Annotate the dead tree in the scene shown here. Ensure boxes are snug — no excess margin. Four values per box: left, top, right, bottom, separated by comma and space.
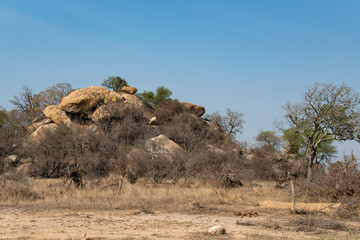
64, 163, 85, 189
288, 172, 306, 214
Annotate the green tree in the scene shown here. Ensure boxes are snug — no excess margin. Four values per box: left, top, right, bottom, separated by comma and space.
256, 130, 282, 154
137, 86, 173, 108
283, 127, 336, 164
284, 83, 360, 179
101, 76, 128, 92
206, 108, 244, 135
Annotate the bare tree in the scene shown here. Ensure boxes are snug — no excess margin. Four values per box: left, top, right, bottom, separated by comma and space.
10, 86, 42, 125
206, 108, 244, 135
38, 83, 72, 108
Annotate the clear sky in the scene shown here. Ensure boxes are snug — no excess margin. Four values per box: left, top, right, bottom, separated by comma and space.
1, 0, 359, 159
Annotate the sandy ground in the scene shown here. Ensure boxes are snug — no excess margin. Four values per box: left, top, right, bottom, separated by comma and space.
1, 202, 359, 240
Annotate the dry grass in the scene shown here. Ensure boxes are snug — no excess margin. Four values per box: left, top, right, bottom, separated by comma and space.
289, 216, 357, 233
0, 174, 291, 213
2, 174, 360, 240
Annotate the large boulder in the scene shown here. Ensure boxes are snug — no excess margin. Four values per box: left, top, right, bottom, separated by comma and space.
43, 105, 72, 127
121, 93, 145, 109
203, 119, 222, 132
145, 134, 184, 161
89, 104, 115, 122
30, 123, 59, 142
27, 118, 53, 132
181, 102, 205, 117
122, 86, 137, 95
207, 144, 227, 157
59, 86, 123, 113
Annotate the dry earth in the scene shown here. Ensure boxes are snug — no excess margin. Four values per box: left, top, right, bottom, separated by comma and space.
1, 201, 359, 240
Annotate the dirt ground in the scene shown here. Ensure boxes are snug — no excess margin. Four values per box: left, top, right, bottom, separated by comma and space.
1, 201, 359, 240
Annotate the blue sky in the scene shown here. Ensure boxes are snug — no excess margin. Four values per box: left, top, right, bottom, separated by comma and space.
1, 0, 359, 159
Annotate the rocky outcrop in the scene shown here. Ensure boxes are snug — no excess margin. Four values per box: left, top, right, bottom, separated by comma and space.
121, 93, 145, 109
203, 119, 222, 132
43, 105, 72, 127
207, 144, 226, 157
181, 102, 205, 117
30, 123, 59, 141
29, 86, 149, 142
122, 86, 137, 95
27, 86, 222, 164
145, 134, 184, 161
27, 118, 52, 132
59, 86, 123, 113
88, 104, 121, 122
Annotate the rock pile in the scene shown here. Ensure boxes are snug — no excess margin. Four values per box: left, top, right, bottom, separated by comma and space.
29, 86, 148, 137
28, 85, 211, 164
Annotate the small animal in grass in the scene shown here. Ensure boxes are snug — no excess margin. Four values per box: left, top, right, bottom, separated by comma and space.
234, 211, 259, 218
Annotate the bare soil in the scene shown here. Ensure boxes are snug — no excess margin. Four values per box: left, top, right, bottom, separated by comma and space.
1, 201, 359, 240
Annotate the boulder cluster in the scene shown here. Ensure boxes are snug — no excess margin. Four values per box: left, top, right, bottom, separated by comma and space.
29, 86, 144, 136
28, 85, 215, 164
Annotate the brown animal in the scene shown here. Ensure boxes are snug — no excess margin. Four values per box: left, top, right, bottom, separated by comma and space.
234, 211, 259, 218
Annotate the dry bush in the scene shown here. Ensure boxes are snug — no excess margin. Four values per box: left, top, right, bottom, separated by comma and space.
23, 104, 151, 179
123, 147, 151, 184
96, 104, 149, 144
0, 173, 40, 202
289, 215, 356, 233
293, 158, 360, 219
185, 146, 242, 185
161, 118, 202, 151
155, 100, 226, 151
154, 100, 183, 125
0, 122, 26, 173
239, 148, 278, 181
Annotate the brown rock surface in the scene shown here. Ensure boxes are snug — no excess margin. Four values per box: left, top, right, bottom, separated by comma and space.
122, 86, 138, 95
145, 134, 184, 161
181, 102, 205, 117
30, 123, 59, 142
43, 105, 72, 127
121, 93, 148, 116
203, 119, 222, 132
59, 86, 123, 113
89, 103, 125, 122
27, 118, 52, 132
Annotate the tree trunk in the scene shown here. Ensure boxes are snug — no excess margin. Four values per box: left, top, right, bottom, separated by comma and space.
289, 176, 306, 214
307, 148, 316, 180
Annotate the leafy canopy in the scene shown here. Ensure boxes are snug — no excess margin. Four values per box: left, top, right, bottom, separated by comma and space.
101, 76, 128, 92
256, 130, 282, 154
282, 127, 336, 164
284, 83, 360, 177
136, 86, 173, 108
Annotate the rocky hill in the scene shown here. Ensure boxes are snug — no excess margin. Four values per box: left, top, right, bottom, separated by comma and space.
7, 85, 242, 185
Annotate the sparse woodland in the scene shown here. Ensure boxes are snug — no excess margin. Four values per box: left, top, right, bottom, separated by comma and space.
0, 77, 360, 237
